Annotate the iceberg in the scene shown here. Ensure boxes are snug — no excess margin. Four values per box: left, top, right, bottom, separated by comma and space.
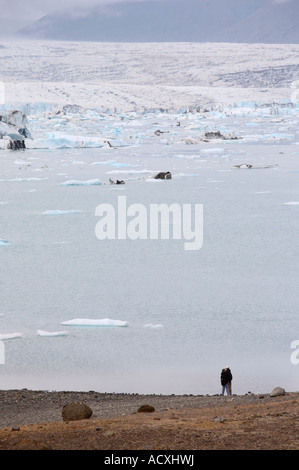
284, 202, 299, 205
0, 333, 22, 340
0, 239, 10, 246
61, 318, 128, 327
0, 110, 31, 137
26, 131, 106, 150
61, 179, 101, 186
37, 330, 68, 337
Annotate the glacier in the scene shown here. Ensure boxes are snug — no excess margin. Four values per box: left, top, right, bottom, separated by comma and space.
0, 40, 298, 156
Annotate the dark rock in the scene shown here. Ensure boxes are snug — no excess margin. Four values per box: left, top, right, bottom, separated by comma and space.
62, 104, 83, 114
205, 131, 225, 139
137, 405, 155, 413
109, 178, 125, 184
154, 171, 172, 180
7, 139, 26, 150
62, 402, 93, 421
154, 130, 169, 136
202, 131, 240, 141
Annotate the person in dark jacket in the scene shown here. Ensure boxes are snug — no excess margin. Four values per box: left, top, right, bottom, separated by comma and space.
221, 366, 233, 395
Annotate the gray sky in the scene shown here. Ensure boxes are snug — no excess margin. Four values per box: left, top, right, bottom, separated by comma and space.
0, 0, 293, 38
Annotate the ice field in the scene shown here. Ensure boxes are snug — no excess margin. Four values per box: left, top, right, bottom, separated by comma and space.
0, 41, 299, 394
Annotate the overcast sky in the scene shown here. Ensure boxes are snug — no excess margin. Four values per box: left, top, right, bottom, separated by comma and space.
0, 0, 126, 35
0, 0, 293, 37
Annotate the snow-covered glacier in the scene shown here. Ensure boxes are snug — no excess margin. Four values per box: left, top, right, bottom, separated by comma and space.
0, 41, 298, 152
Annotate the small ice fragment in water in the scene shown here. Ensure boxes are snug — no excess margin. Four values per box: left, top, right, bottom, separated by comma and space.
61, 179, 101, 186
61, 318, 128, 327
42, 210, 82, 215
144, 323, 164, 329
37, 330, 68, 337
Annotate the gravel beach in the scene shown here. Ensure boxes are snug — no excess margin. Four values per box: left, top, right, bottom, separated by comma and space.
0, 389, 298, 450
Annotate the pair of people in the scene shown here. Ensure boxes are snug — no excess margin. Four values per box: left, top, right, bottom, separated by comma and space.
221, 366, 232, 395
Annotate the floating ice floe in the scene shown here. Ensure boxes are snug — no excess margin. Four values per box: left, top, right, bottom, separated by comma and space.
0, 333, 22, 340
42, 209, 82, 215
106, 169, 156, 175
144, 323, 164, 329
26, 133, 106, 150
61, 318, 128, 327
0, 239, 10, 246
8, 177, 48, 182
61, 179, 101, 186
37, 330, 68, 337
284, 202, 299, 205
233, 164, 278, 170
183, 138, 201, 145
90, 160, 114, 166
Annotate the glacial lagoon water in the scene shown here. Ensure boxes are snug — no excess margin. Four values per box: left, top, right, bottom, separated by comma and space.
1, 122, 299, 396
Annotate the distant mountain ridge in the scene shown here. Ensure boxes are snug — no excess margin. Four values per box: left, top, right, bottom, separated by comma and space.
18, 0, 299, 43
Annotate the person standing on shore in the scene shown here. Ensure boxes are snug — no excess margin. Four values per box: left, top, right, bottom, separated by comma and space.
221, 366, 233, 395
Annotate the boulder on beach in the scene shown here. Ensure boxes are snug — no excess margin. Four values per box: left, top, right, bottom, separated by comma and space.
270, 387, 286, 397
137, 405, 155, 413
62, 402, 93, 422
